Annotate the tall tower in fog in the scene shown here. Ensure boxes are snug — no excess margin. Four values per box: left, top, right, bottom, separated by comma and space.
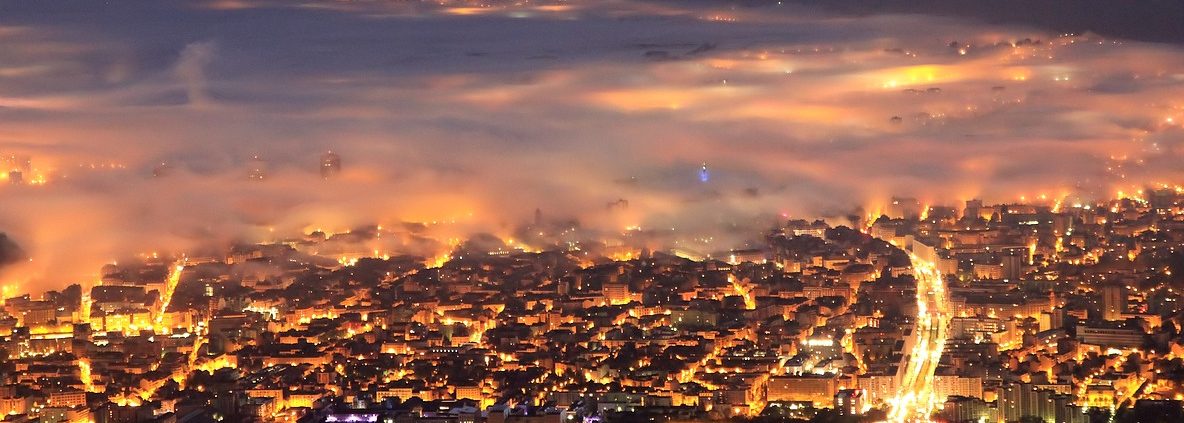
320, 151, 341, 178
247, 155, 267, 181
3, 154, 30, 185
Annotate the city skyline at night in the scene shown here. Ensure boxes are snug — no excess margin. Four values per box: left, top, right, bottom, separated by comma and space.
3, 2, 1184, 423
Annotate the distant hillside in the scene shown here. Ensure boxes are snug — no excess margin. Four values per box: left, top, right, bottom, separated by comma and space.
775, 0, 1184, 44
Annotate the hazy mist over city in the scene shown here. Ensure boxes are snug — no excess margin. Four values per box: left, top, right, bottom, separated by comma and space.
4, 1, 1184, 292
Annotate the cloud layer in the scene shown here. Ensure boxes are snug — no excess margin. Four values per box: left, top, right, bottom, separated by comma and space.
3, 1, 1184, 291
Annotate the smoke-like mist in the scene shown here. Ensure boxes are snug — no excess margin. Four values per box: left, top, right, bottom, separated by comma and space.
175, 41, 217, 107
3, 1, 1184, 292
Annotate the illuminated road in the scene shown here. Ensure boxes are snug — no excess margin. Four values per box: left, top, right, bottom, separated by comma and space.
885, 254, 949, 423
152, 263, 186, 331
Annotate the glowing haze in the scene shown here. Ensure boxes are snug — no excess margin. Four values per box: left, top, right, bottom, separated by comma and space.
3, 0, 1184, 292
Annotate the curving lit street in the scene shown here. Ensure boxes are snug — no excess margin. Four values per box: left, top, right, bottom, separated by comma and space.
885, 254, 949, 423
